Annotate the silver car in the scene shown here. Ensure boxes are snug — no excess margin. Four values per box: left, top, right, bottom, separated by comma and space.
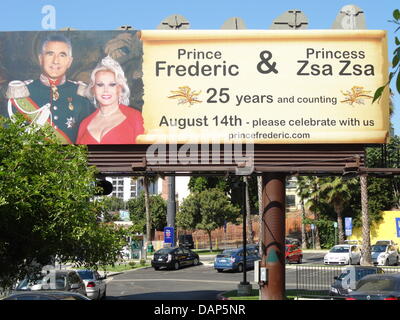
371, 244, 399, 266
76, 270, 107, 300
15, 270, 86, 296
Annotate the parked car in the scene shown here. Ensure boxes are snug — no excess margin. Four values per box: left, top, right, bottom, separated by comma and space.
285, 244, 303, 264
214, 246, 260, 273
324, 244, 361, 265
371, 242, 399, 266
3, 291, 91, 300
178, 234, 194, 249
285, 238, 301, 246
14, 270, 86, 296
346, 274, 400, 300
151, 247, 200, 270
329, 266, 384, 296
76, 270, 107, 300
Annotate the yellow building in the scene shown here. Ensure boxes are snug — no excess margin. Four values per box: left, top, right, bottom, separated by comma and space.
349, 211, 400, 244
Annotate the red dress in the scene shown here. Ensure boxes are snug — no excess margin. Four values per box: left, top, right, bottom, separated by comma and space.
76, 104, 144, 144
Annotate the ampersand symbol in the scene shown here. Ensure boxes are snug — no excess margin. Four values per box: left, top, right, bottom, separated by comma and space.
257, 50, 278, 74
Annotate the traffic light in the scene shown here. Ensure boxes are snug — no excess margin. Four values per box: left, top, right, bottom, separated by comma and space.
95, 179, 113, 196
230, 178, 245, 208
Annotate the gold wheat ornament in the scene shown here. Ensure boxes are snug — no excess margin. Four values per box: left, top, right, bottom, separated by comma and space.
341, 86, 373, 105
168, 86, 202, 106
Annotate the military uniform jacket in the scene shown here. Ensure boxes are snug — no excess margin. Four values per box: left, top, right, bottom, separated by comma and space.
24, 79, 95, 143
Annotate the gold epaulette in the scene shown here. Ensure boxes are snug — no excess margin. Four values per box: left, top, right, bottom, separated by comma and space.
6, 80, 31, 99
68, 80, 88, 97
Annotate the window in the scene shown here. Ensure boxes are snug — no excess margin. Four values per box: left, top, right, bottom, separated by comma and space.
286, 195, 296, 207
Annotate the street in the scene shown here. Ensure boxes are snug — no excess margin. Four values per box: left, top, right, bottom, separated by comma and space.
104, 251, 326, 300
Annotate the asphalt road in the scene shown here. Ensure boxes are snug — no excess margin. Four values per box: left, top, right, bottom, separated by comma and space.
105, 251, 326, 300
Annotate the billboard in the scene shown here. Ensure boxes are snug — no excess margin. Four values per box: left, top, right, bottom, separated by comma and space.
140, 30, 389, 145
0, 30, 390, 145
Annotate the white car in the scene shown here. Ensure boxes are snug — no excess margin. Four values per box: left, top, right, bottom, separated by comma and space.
371, 243, 399, 266
76, 270, 107, 300
324, 244, 361, 265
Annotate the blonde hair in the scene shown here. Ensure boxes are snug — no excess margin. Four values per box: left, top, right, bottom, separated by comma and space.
86, 56, 130, 106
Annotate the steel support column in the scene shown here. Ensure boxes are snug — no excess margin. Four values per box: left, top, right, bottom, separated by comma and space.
260, 173, 286, 300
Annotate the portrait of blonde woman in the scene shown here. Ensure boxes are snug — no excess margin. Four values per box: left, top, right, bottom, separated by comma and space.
76, 56, 144, 144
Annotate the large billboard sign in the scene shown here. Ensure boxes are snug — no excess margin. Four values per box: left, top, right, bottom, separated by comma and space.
0, 30, 389, 145
140, 30, 389, 145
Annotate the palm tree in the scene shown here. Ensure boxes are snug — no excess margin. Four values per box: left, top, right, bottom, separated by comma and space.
133, 175, 159, 260
320, 177, 357, 244
296, 176, 309, 249
296, 176, 322, 249
360, 174, 373, 265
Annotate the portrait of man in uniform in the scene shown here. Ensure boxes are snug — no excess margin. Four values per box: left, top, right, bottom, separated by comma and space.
6, 34, 95, 144
0, 30, 144, 144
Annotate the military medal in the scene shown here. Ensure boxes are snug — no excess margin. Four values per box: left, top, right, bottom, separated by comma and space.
65, 117, 76, 128
67, 97, 74, 111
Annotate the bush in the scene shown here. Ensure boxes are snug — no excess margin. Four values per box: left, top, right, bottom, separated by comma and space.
128, 261, 136, 268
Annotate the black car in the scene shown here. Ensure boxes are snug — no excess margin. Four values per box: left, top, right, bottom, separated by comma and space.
151, 247, 200, 270
346, 274, 400, 300
330, 266, 383, 296
178, 234, 194, 249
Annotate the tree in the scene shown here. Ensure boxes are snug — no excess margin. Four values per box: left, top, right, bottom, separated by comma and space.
189, 175, 258, 245
188, 176, 228, 193
130, 175, 159, 259
127, 192, 167, 234
295, 176, 310, 249
320, 177, 358, 244
177, 188, 240, 251
99, 196, 127, 222
0, 116, 127, 289
296, 176, 323, 249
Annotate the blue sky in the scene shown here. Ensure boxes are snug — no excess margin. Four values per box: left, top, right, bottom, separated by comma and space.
1, 0, 399, 135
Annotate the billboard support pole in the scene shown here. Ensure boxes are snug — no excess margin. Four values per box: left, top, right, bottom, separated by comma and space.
260, 173, 286, 300
167, 176, 176, 247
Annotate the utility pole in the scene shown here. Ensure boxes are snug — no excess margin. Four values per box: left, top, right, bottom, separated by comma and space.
332, 4, 372, 265
221, 16, 253, 297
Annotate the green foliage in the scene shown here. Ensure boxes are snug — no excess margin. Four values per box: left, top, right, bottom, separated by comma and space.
188, 175, 259, 213
188, 176, 228, 193
0, 116, 127, 288
297, 172, 395, 247
177, 188, 240, 249
373, 9, 400, 102
127, 192, 167, 232
303, 217, 336, 249
98, 196, 127, 222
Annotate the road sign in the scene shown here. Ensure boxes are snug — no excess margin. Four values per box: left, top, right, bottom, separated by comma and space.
164, 227, 175, 246
345, 217, 353, 236
396, 218, 400, 238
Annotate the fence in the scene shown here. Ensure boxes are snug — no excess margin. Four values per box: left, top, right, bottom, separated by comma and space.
295, 265, 400, 299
